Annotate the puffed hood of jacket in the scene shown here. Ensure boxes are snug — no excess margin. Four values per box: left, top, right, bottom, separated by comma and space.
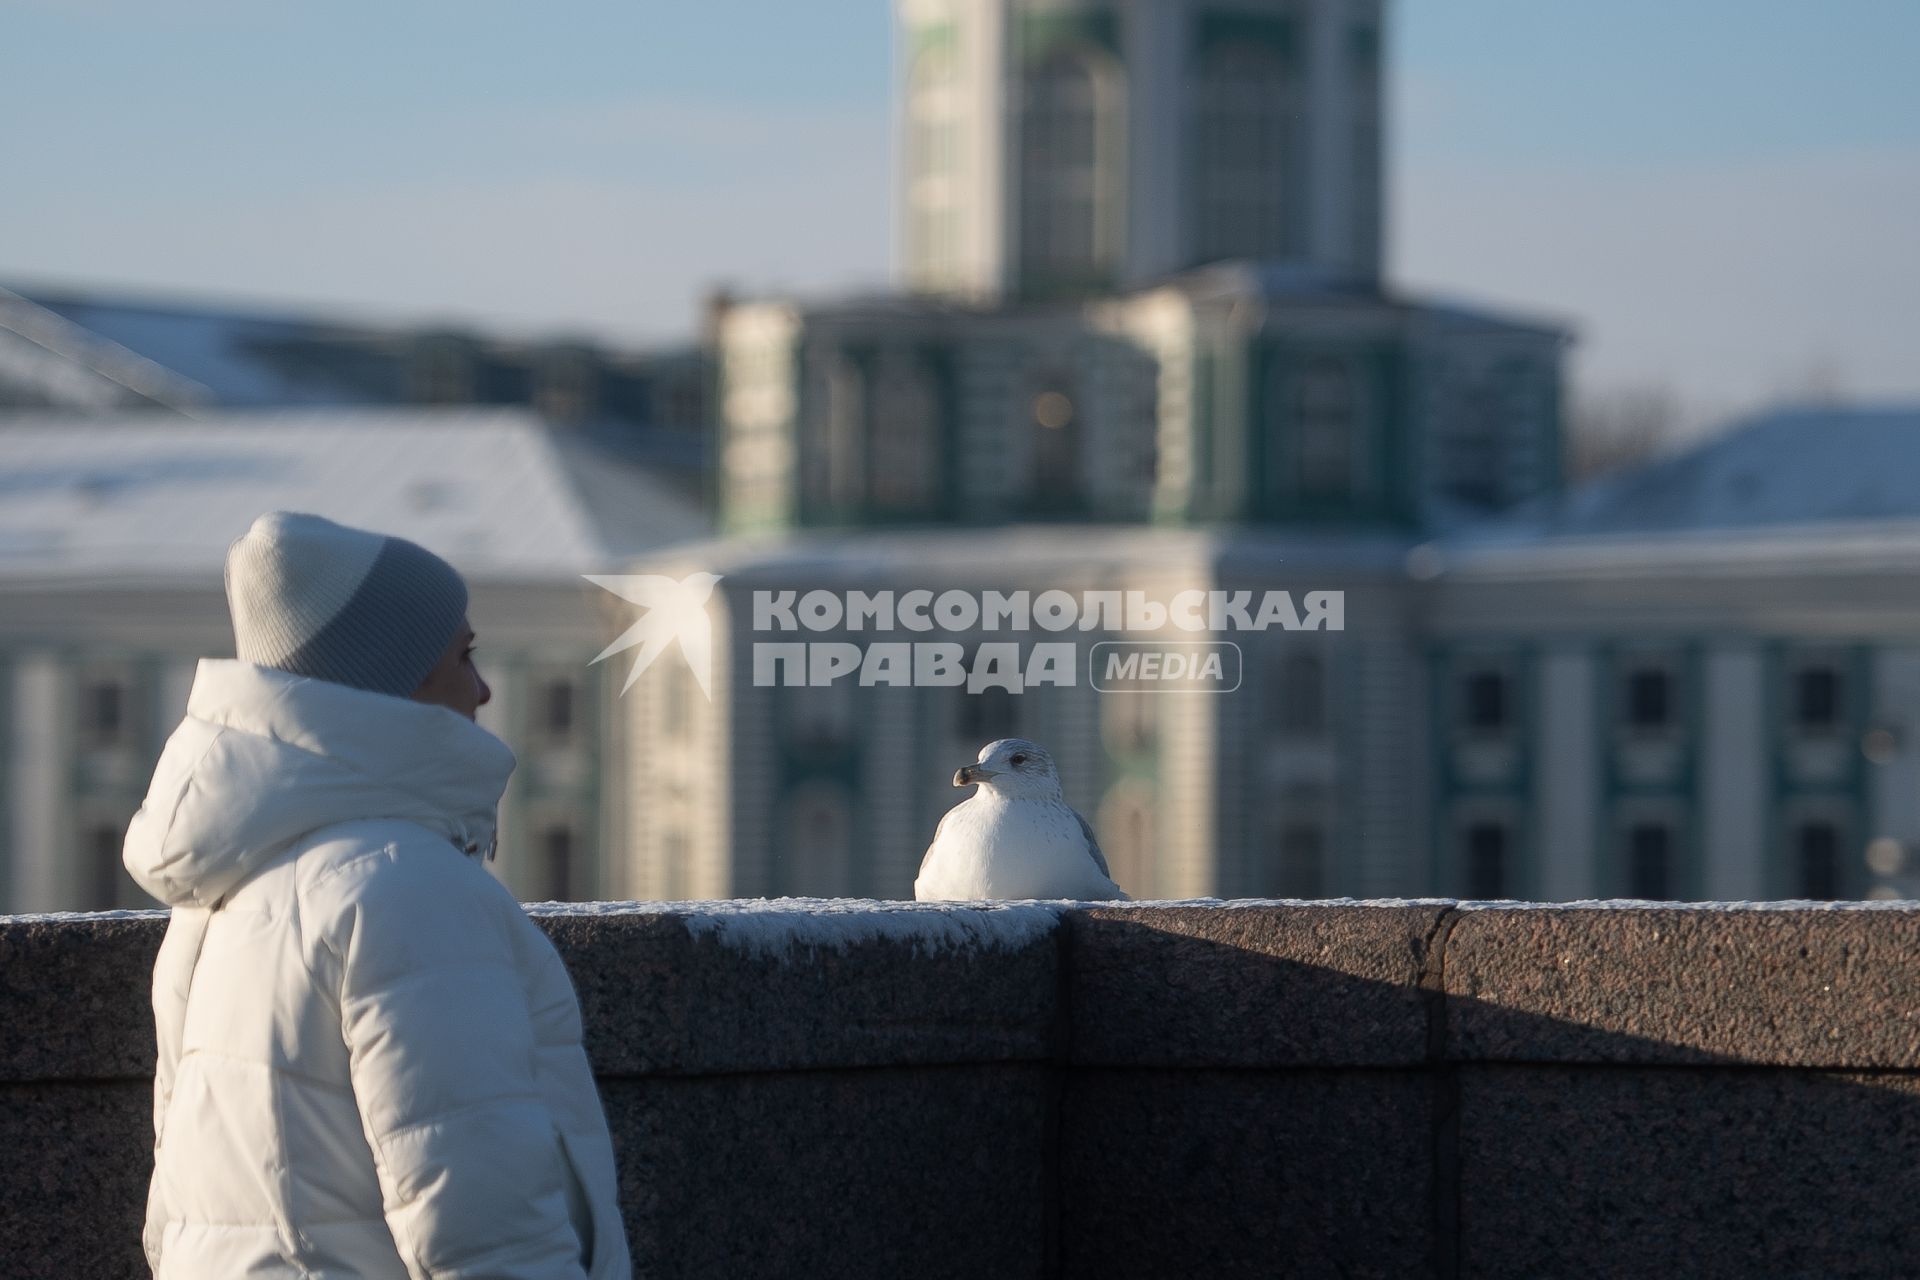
125, 658, 517, 909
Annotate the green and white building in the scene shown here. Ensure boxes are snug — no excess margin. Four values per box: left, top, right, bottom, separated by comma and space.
626, 0, 1577, 903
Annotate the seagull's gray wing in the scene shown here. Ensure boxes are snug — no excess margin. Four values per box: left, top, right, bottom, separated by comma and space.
1073, 809, 1112, 878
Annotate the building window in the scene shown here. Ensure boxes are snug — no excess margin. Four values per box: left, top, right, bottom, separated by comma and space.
88, 821, 127, 908
539, 823, 573, 901
541, 679, 575, 741
868, 355, 941, 513
1627, 822, 1671, 900
1624, 667, 1672, 732
1192, 42, 1296, 263
1020, 48, 1118, 283
1797, 821, 1840, 900
1276, 821, 1324, 897
1794, 666, 1842, 734
1462, 669, 1509, 734
1271, 652, 1325, 736
82, 678, 128, 749
1442, 376, 1504, 509
957, 680, 1019, 744
787, 677, 855, 753
1463, 822, 1507, 899
821, 356, 867, 510
1292, 356, 1357, 500
1025, 378, 1083, 510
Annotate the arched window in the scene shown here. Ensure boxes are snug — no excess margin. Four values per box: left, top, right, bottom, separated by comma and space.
906, 46, 961, 289
1020, 49, 1118, 283
868, 354, 940, 513
1193, 42, 1296, 263
1293, 356, 1358, 499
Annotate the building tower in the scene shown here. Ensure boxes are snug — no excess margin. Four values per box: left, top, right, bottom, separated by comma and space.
896, 0, 1386, 300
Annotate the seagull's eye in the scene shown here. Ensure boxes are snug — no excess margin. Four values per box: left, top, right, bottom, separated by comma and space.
1009, 753, 1027, 766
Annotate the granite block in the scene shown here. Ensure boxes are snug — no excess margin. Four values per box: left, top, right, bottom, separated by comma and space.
0, 1081, 152, 1280
1060, 1068, 1435, 1280
1065, 903, 1447, 1068
1445, 905, 1920, 1066
599, 1065, 1049, 1280
1457, 1064, 1920, 1279
536, 906, 1060, 1077
0, 913, 164, 1082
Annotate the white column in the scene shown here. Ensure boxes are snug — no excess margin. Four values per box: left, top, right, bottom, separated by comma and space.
1702, 644, 1767, 900
965, 0, 1011, 300
10, 655, 71, 913
1535, 648, 1597, 901
1121, 0, 1185, 283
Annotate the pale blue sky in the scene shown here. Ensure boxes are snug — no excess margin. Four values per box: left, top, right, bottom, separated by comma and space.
4, 1, 1917, 430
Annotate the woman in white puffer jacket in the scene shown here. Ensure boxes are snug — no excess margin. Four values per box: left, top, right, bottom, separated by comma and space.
123, 511, 632, 1279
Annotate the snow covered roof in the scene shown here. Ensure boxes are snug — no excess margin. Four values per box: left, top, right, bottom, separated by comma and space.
15, 287, 392, 408
1488, 405, 1920, 540
0, 288, 212, 412
0, 408, 708, 585
1433, 404, 1920, 577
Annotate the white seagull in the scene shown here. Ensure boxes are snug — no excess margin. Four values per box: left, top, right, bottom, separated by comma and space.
915, 738, 1129, 901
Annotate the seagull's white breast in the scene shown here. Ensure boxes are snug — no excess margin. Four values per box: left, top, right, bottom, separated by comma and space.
916, 791, 1122, 900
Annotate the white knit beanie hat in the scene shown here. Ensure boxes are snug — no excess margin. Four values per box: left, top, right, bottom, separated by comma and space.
224, 511, 469, 698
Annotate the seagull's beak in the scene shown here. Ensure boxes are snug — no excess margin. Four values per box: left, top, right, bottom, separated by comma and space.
954, 764, 999, 787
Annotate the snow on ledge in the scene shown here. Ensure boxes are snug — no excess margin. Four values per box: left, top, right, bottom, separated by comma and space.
0, 907, 170, 924
525, 896, 1064, 960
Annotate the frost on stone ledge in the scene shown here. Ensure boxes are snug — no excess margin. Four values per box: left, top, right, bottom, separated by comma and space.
527, 896, 1064, 961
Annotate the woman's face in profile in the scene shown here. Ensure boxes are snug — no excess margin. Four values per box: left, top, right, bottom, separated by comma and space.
412, 620, 491, 720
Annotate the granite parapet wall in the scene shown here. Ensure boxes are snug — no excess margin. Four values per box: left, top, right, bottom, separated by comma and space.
5, 900, 1920, 1279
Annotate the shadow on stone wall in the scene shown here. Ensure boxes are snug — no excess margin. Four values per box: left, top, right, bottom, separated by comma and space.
6, 902, 1920, 1279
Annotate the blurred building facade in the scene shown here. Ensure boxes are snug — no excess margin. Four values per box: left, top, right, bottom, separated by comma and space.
0, 410, 705, 913
628, 0, 1568, 902
618, 0, 1920, 907
0, 284, 712, 491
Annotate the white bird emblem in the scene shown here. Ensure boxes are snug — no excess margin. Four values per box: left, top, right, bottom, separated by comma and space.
583, 572, 722, 697
915, 738, 1129, 901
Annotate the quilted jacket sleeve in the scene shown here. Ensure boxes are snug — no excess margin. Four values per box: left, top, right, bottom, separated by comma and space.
309, 838, 587, 1280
